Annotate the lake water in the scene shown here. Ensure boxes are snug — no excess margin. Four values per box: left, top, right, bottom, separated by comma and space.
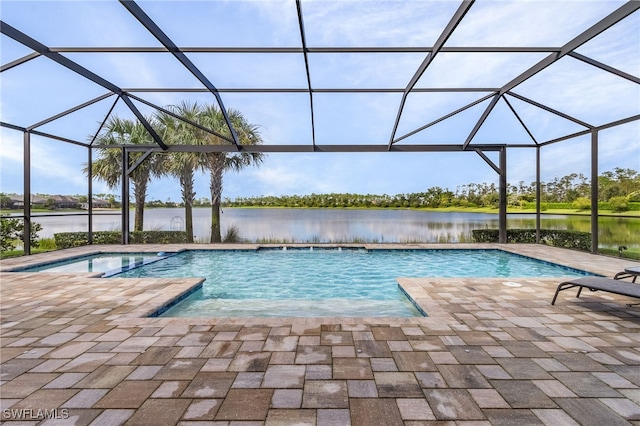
18, 207, 640, 248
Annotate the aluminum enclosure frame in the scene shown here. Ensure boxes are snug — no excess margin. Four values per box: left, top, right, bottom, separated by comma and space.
1, 0, 639, 253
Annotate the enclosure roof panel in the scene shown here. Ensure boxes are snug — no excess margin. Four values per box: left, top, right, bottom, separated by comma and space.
0, 0, 638, 152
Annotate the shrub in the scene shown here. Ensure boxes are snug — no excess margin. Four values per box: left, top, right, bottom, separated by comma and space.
572, 197, 591, 211
222, 225, 242, 243
608, 196, 629, 213
472, 228, 591, 252
0, 216, 42, 252
54, 231, 187, 249
131, 231, 187, 244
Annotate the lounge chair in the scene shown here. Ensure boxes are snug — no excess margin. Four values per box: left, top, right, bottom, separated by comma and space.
613, 266, 640, 283
551, 276, 640, 305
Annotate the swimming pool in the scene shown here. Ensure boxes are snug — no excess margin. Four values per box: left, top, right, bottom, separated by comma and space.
14, 252, 171, 274
109, 248, 592, 318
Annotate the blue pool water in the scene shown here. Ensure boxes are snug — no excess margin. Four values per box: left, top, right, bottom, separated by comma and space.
15, 252, 170, 274
110, 248, 591, 318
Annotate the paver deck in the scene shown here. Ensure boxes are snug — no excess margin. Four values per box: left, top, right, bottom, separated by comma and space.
1, 243, 639, 425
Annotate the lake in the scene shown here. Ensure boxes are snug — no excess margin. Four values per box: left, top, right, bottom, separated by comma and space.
22, 207, 640, 249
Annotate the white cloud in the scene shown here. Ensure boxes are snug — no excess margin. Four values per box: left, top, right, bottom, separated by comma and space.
240, 154, 326, 195
447, 0, 627, 47
576, 11, 640, 76
515, 56, 640, 126
0, 130, 88, 194
417, 52, 549, 88
302, 0, 457, 47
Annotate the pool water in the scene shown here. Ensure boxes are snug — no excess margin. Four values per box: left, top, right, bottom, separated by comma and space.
111, 248, 591, 318
16, 253, 170, 274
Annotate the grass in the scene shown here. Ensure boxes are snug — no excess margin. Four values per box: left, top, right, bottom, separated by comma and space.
0, 237, 58, 259
222, 225, 242, 243
599, 247, 640, 260
37, 238, 57, 250
1, 247, 57, 259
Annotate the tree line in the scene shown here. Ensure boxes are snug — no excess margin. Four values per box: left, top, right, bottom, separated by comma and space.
88, 101, 264, 243
5, 167, 635, 214
225, 168, 640, 210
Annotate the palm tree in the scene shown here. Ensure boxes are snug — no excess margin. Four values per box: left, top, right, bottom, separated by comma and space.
155, 102, 205, 243
199, 105, 264, 242
88, 116, 159, 232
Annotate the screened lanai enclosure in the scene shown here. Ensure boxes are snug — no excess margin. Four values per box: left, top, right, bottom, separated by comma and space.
1, 0, 639, 254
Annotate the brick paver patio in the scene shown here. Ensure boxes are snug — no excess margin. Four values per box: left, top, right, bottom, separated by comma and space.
1, 244, 639, 425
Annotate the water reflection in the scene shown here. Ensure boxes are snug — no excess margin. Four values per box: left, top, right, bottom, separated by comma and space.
23, 207, 639, 248
216, 209, 498, 243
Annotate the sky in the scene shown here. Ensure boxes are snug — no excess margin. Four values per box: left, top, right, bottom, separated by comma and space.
0, 0, 639, 202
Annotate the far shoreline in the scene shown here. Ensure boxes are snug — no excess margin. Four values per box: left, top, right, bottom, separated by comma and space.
2, 205, 640, 218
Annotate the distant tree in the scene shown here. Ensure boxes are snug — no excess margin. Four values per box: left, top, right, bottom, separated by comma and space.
481, 191, 499, 208
106, 195, 118, 208
44, 198, 56, 210
0, 193, 13, 209
599, 168, 640, 201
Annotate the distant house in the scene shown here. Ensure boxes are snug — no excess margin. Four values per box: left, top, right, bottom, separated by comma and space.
30, 195, 80, 209
30, 195, 47, 208
8, 194, 24, 208
6, 194, 89, 209
80, 199, 111, 209
52, 195, 80, 209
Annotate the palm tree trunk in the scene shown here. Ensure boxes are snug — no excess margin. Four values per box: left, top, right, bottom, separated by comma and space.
185, 202, 193, 243
180, 171, 195, 243
209, 154, 225, 243
132, 180, 147, 232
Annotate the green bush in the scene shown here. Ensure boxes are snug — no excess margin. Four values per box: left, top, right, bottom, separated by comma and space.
540, 202, 574, 210
572, 197, 591, 211
54, 231, 188, 249
472, 228, 592, 251
131, 230, 188, 244
521, 202, 574, 210
608, 196, 629, 213
1, 216, 42, 252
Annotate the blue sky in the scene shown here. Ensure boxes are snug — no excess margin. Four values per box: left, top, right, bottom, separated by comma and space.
1, 0, 639, 202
